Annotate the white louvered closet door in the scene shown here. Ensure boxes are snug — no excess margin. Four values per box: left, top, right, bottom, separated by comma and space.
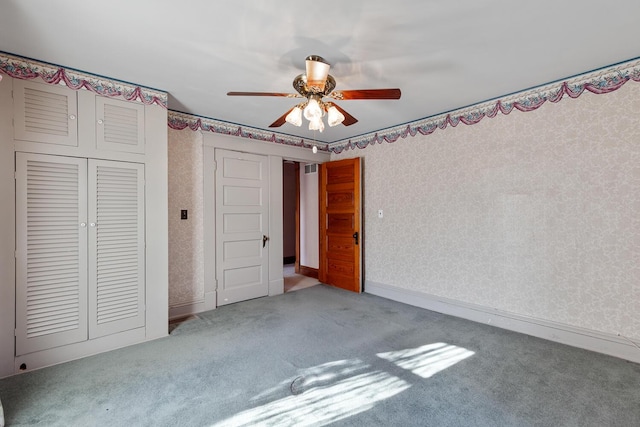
13, 79, 78, 146
96, 97, 145, 154
15, 153, 88, 356
88, 160, 145, 338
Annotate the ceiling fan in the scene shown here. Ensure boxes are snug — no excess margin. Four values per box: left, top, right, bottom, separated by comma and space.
227, 55, 401, 132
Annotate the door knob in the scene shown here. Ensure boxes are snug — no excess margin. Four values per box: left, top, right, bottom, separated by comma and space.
263, 235, 269, 248
353, 231, 359, 245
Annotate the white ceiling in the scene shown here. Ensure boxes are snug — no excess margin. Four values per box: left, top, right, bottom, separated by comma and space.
1, 0, 639, 145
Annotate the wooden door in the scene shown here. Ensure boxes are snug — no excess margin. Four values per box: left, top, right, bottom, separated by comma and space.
215, 149, 270, 305
319, 158, 362, 293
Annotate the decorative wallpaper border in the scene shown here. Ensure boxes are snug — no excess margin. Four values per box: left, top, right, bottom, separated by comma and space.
168, 110, 329, 152
5, 49, 636, 153
331, 58, 640, 153
0, 51, 167, 108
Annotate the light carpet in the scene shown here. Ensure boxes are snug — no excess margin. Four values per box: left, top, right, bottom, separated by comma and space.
1, 285, 639, 426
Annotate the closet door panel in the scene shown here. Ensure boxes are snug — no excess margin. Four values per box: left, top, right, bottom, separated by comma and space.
88, 160, 145, 338
15, 153, 88, 356
96, 97, 145, 154
14, 80, 79, 146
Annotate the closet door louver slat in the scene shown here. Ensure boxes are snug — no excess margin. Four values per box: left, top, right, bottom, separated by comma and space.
88, 160, 145, 338
15, 153, 88, 356
14, 80, 78, 146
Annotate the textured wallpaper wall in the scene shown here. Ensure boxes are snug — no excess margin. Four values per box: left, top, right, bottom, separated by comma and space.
334, 82, 640, 339
168, 128, 205, 308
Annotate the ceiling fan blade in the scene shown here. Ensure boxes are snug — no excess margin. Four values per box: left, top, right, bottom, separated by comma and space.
268, 108, 295, 128
227, 91, 301, 98
331, 103, 358, 126
329, 88, 401, 100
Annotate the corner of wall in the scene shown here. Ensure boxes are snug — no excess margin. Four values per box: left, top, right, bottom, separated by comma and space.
0, 75, 15, 377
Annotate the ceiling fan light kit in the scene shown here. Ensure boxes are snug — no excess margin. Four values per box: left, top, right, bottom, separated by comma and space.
285, 106, 303, 127
308, 117, 325, 132
326, 104, 345, 127
303, 97, 323, 121
227, 55, 401, 136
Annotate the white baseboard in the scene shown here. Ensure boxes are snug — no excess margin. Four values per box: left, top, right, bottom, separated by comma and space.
169, 291, 216, 320
269, 278, 284, 296
365, 280, 640, 364
169, 301, 205, 320
14, 328, 147, 374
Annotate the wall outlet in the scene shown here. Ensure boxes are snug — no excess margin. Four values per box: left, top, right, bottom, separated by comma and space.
181, 209, 188, 220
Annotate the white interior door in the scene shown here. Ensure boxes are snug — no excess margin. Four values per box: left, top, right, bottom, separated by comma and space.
215, 149, 269, 306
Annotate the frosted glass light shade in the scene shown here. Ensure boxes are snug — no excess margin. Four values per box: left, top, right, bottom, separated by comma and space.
327, 105, 345, 127
285, 106, 303, 126
303, 98, 323, 120
308, 117, 324, 132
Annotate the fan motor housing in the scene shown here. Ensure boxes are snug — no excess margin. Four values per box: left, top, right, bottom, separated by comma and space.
293, 74, 336, 97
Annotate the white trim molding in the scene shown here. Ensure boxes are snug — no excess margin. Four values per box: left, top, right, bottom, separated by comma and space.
366, 280, 640, 364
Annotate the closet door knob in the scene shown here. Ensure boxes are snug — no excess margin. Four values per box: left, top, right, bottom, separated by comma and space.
90, 222, 96, 227
80, 222, 86, 227
69, 114, 76, 120
97, 119, 104, 125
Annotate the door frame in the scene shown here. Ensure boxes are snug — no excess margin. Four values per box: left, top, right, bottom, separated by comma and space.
294, 162, 320, 279
202, 133, 330, 308
294, 162, 300, 274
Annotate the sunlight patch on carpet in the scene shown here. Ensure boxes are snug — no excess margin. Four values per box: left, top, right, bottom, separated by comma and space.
211, 359, 409, 427
249, 358, 368, 402
377, 343, 475, 379
211, 344, 473, 426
